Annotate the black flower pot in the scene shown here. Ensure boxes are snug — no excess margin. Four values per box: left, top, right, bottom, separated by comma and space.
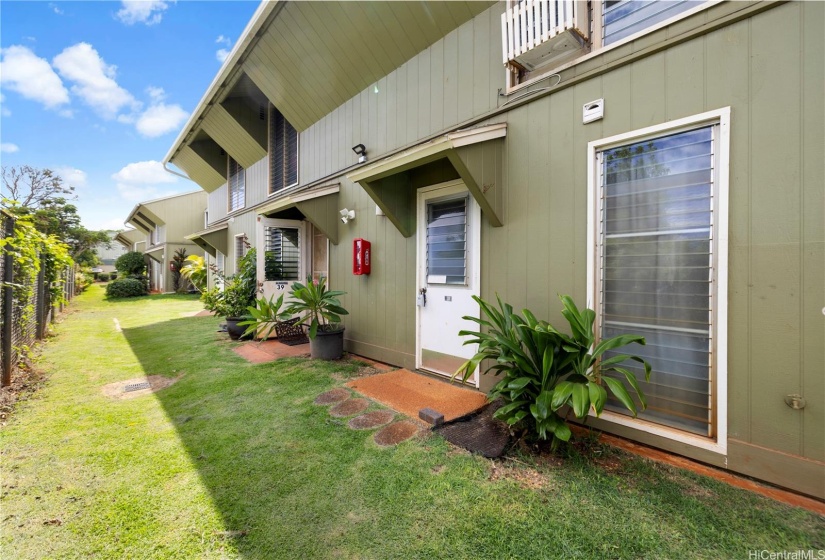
310, 328, 344, 359
225, 317, 252, 340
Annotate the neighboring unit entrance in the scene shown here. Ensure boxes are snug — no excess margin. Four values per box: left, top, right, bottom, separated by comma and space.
416, 181, 480, 386
256, 217, 306, 301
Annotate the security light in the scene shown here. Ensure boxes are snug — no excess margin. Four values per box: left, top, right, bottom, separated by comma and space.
339, 208, 356, 224
352, 144, 367, 163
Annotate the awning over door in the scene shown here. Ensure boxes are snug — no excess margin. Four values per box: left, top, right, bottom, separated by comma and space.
144, 244, 165, 263
185, 223, 229, 258
347, 123, 506, 237
256, 184, 340, 245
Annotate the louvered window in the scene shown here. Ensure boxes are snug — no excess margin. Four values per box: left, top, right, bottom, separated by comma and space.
603, 0, 702, 46
598, 125, 717, 437
269, 106, 299, 194
264, 227, 300, 281
228, 157, 245, 212
234, 234, 248, 274
215, 251, 225, 290
426, 196, 468, 285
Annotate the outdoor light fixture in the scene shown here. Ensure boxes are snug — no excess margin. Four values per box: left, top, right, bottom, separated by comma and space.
352, 144, 367, 163
339, 208, 356, 224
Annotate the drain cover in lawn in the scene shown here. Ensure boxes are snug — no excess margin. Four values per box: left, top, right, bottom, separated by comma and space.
123, 381, 152, 392
434, 401, 510, 458
374, 421, 420, 446
329, 398, 369, 417
348, 410, 395, 430
314, 388, 351, 405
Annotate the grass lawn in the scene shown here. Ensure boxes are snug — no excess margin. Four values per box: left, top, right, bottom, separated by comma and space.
1, 284, 823, 559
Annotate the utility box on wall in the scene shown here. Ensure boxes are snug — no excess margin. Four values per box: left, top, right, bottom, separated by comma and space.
353, 238, 371, 275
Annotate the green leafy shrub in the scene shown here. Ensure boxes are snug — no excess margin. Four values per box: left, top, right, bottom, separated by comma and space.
239, 293, 291, 340
285, 276, 348, 338
106, 277, 148, 298
180, 255, 206, 293
456, 295, 651, 448
200, 248, 257, 317
110, 272, 118, 280
98, 273, 110, 282
115, 251, 146, 276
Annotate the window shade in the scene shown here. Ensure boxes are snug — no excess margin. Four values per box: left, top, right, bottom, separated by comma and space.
228, 157, 245, 212
426, 197, 468, 285
270, 107, 298, 194
264, 226, 300, 281
603, 0, 702, 46
599, 126, 715, 436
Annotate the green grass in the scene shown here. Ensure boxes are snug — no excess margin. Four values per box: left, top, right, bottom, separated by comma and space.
1, 284, 823, 559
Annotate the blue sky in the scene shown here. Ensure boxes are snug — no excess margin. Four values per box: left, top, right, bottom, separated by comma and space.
0, 0, 258, 230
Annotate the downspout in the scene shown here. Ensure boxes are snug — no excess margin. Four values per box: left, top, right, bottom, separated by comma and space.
162, 161, 192, 181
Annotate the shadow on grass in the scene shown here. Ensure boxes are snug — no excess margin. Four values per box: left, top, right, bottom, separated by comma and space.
119, 313, 382, 558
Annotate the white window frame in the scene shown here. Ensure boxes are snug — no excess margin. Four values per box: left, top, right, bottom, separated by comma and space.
268, 104, 300, 197
586, 107, 730, 455
234, 233, 248, 274
227, 156, 246, 213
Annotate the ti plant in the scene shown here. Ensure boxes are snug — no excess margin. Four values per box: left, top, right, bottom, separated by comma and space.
285, 276, 348, 339
238, 293, 291, 341
455, 294, 651, 447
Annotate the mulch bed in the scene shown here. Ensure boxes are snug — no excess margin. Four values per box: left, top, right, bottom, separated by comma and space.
329, 398, 369, 417
348, 410, 395, 430
373, 421, 420, 446
434, 400, 511, 458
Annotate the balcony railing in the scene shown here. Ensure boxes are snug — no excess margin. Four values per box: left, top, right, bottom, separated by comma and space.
501, 0, 589, 72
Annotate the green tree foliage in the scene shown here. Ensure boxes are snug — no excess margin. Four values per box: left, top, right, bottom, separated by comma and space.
115, 251, 147, 276
180, 254, 206, 293
170, 248, 188, 293
1, 166, 110, 265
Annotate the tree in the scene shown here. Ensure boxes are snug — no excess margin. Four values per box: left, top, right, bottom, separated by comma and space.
1, 165, 75, 209
115, 251, 147, 276
2, 165, 110, 265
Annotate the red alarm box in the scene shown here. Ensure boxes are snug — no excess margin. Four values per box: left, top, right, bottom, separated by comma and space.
353, 238, 371, 275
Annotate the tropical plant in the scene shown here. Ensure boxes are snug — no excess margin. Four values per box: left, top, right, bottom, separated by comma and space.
180, 254, 206, 293
285, 276, 348, 339
200, 248, 257, 318
169, 248, 188, 293
455, 294, 651, 447
238, 293, 291, 341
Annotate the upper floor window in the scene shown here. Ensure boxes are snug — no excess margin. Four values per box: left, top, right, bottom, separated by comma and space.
269, 106, 299, 195
228, 156, 245, 212
503, 0, 708, 89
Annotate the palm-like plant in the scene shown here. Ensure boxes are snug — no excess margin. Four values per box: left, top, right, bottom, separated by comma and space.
238, 294, 291, 341
456, 294, 651, 447
285, 276, 348, 338
179, 255, 207, 293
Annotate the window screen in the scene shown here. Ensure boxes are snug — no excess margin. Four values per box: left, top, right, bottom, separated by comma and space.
603, 0, 702, 46
426, 196, 468, 285
228, 157, 245, 212
270, 106, 299, 194
264, 226, 300, 281
599, 125, 715, 436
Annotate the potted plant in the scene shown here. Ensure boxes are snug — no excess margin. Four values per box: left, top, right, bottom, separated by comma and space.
285, 276, 348, 359
201, 248, 258, 340
238, 293, 291, 341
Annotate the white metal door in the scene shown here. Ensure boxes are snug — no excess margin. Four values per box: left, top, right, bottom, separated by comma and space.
416, 181, 480, 386
256, 217, 307, 301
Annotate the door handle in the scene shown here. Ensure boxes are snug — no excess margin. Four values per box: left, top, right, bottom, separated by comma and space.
417, 287, 427, 307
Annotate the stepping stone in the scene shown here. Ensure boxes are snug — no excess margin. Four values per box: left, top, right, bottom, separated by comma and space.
329, 398, 369, 417
373, 421, 420, 447
348, 410, 395, 430
314, 388, 351, 405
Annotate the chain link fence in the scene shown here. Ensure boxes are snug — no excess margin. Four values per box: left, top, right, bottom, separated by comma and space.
1, 210, 76, 387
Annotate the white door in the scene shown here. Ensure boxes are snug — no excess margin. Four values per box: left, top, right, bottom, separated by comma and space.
416, 181, 480, 386
256, 217, 307, 301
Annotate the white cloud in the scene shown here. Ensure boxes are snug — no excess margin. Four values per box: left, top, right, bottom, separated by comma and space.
58, 108, 74, 118
0, 93, 9, 117
53, 43, 139, 119
0, 45, 70, 109
0, 143, 19, 153
113, 160, 179, 202
116, 1, 170, 26
135, 102, 188, 138
216, 35, 231, 46
49, 3, 63, 15
54, 166, 88, 189
146, 86, 166, 103
216, 48, 230, 63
